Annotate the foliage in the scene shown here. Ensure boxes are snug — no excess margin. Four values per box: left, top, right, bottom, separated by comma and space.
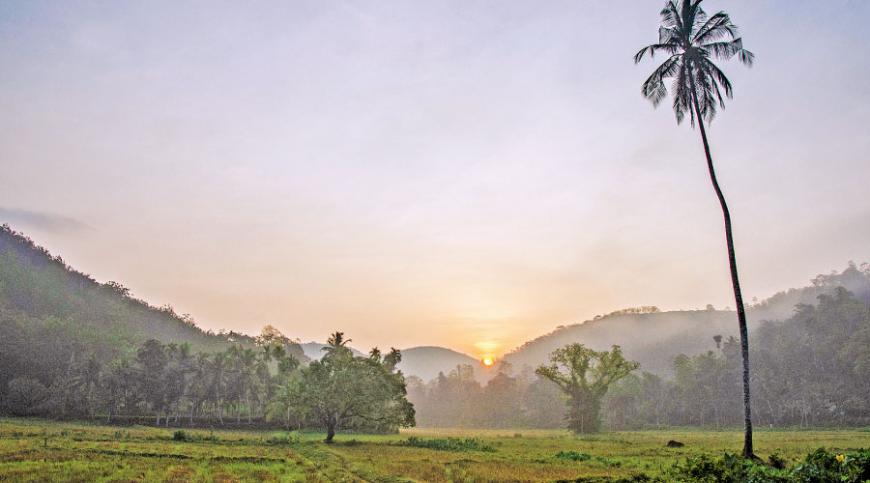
0, 224, 310, 423
606, 287, 870, 430
790, 448, 870, 483
288, 332, 415, 442
593, 306, 660, 321
536, 344, 639, 433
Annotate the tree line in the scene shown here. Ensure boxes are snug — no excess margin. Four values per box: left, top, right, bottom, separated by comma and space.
3, 288, 869, 435
1, 327, 414, 442
408, 288, 870, 431
3, 223, 869, 434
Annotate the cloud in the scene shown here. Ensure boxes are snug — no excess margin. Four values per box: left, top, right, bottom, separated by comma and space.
0, 207, 91, 233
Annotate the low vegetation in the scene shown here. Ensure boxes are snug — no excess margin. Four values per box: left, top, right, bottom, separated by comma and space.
0, 419, 867, 482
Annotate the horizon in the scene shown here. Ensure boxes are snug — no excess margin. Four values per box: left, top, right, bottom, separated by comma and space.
3, 0, 870, 359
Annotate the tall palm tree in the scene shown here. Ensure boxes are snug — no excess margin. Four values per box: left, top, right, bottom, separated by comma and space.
634, 0, 755, 457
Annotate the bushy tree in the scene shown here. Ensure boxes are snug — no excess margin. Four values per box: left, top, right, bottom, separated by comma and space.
290, 332, 415, 442
536, 344, 639, 433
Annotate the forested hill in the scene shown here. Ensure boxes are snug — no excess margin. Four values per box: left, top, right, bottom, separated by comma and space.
503, 263, 870, 375
0, 224, 305, 358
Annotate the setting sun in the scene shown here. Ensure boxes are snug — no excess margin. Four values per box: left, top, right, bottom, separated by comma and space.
482, 357, 495, 367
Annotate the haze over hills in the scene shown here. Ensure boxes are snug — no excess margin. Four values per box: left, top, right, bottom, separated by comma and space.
3, 223, 868, 385
502, 264, 870, 376
396, 346, 482, 383
298, 265, 870, 382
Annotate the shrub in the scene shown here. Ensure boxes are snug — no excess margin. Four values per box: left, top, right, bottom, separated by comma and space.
402, 437, 495, 452
673, 453, 789, 482
672, 448, 870, 483
791, 448, 870, 483
172, 430, 188, 441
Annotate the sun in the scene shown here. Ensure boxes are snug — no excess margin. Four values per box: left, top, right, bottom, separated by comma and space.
482, 357, 495, 367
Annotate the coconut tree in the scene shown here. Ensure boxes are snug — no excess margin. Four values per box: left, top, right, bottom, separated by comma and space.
634, 0, 756, 457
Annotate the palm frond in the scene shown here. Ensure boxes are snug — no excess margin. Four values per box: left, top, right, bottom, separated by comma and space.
642, 56, 682, 106
660, 1, 681, 30
634, 43, 679, 64
697, 61, 727, 110
681, 0, 706, 40
738, 48, 755, 67
703, 59, 734, 99
694, 12, 736, 44
658, 26, 680, 44
703, 38, 744, 61
688, 1, 709, 38
672, 62, 693, 125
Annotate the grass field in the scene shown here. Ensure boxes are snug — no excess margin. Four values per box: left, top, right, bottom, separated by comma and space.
0, 418, 868, 482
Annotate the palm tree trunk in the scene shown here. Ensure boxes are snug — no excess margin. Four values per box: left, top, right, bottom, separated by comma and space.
691, 88, 754, 458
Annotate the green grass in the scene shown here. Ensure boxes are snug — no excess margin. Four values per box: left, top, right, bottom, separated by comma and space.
0, 418, 868, 482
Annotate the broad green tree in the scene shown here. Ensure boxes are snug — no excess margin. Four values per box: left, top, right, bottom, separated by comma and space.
634, 0, 756, 456
290, 332, 415, 443
536, 344, 638, 433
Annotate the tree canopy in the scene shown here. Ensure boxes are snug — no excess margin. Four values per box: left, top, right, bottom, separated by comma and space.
290, 332, 415, 442
536, 344, 639, 433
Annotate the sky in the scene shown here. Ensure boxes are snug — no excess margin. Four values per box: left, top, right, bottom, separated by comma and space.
2, 1, 869, 359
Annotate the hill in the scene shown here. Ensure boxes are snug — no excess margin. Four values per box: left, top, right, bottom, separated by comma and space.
503, 263, 870, 376
397, 346, 483, 382
0, 224, 306, 360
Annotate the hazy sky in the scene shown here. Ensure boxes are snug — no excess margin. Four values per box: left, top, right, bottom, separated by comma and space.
2, 1, 869, 358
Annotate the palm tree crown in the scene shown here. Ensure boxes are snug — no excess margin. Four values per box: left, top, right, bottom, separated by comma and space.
634, 0, 754, 125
